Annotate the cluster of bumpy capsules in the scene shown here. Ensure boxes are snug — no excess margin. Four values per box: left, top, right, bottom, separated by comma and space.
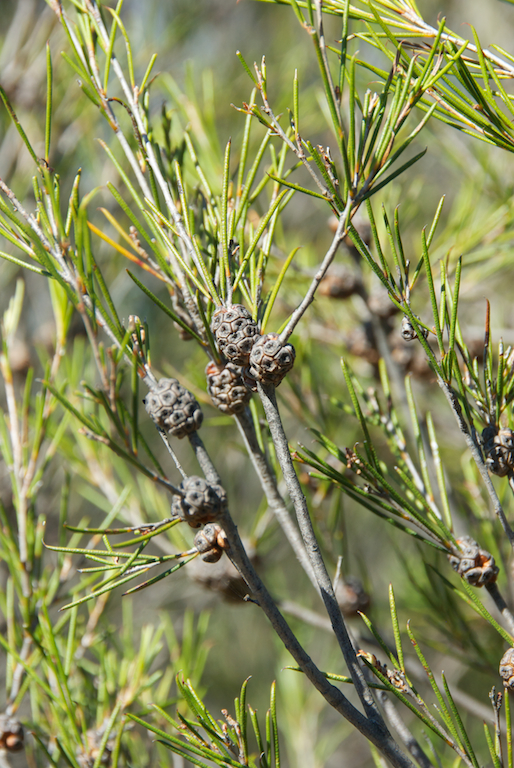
144, 303, 295, 571
144, 379, 229, 564
210, 304, 295, 392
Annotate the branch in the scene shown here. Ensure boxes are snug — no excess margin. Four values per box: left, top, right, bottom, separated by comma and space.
235, 407, 319, 591
218, 504, 415, 768
257, 381, 385, 726
279, 199, 353, 343
437, 377, 514, 547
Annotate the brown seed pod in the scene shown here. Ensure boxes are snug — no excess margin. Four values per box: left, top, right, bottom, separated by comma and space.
335, 576, 370, 617
368, 287, 400, 319
483, 426, 514, 477
500, 648, 514, 690
448, 536, 499, 587
245, 333, 296, 390
194, 523, 228, 563
211, 304, 259, 365
144, 378, 203, 438
0, 715, 24, 752
172, 476, 227, 529
205, 361, 252, 415
318, 265, 361, 300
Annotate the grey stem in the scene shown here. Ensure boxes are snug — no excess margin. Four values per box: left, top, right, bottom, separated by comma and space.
486, 582, 514, 637
183, 423, 413, 766
282, 599, 506, 727
279, 200, 353, 344
437, 378, 514, 547
256, 381, 384, 725
378, 692, 435, 768
188, 432, 221, 485
235, 408, 319, 592
218, 505, 414, 768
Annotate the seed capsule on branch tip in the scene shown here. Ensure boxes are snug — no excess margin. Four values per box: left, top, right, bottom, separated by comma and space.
205, 361, 252, 414
448, 536, 499, 587
500, 648, 514, 690
244, 332, 296, 390
401, 314, 428, 342
0, 715, 24, 752
211, 304, 259, 365
143, 378, 203, 438
194, 523, 228, 563
171, 476, 227, 529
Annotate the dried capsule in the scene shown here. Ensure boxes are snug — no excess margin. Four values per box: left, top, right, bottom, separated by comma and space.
245, 333, 296, 390
172, 476, 227, 528
448, 536, 499, 587
194, 523, 228, 563
0, 715, 24, 752
318, 266, 361, 300
205, 361, 252, 415
211, 304, 259, 365
144, 378, 203, 438
483, 426, 514, 477
401, 315, 428, 342
335, 576, 370, 617
500, 648, 514, 690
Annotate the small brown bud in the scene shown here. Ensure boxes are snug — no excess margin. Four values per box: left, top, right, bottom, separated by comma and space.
448, 536, 499, 587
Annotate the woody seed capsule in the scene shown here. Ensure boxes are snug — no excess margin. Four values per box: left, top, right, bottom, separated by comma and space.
206, 361, 252, 415
144, 378, 203, 438
172, 476, 227, 529
245, 332, 296, 389
448, 536, 499, 587
211, 304, 259, 365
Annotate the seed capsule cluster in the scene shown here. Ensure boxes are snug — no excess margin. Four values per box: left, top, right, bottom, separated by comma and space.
245, 333, 296, 390
211, 305, 259, 365
211, 305, 295, 389
483, 426, 514, 477
205, 361, 251, 414
171, 476, 227, 529
144, 378, 203, 438
194, 523, 228, 563
448, 536, 499, 587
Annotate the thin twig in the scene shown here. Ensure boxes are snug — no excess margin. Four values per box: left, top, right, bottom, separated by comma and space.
486, 582, 514, 637
218, 505, 414, 768
257, 381, 385, 726
157, 428, 188, 480
279, 199, 353, 343
377, 691, 435, 768
235, 408, 319, 591
437, 377, 514, 547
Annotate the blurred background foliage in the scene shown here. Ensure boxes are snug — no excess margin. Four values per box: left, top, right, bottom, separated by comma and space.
3, 0, 514, 766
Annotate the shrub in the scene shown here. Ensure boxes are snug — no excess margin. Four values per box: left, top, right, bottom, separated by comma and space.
2, 1, 514, 766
